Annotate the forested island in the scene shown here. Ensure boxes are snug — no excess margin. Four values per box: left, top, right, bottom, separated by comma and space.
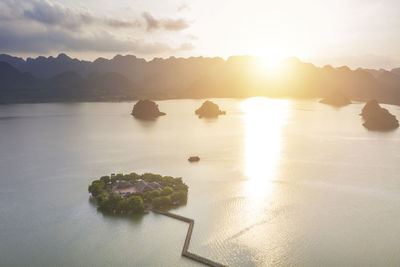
88, 172, 188, 215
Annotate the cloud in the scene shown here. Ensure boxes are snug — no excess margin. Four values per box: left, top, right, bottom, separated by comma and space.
105, 18, 140, 28
186, 34, 198, 40
0, 0, 193, 55
177, 42, 195, 51
177, 4, 190, 12
0, 0, 141, 29
0, 23, 193, 54
11, 1, 189, 32
163, 18, 189, 31
142, 12, 158, 31
142, 12, 189, 32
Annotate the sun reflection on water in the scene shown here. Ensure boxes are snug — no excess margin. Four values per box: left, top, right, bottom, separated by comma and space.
241, 97, 290, 205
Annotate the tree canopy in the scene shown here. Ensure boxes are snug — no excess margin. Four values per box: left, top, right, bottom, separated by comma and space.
88, 172, 189, 215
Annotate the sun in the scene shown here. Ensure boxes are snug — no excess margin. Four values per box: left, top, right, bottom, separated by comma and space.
252, 48, 286, 76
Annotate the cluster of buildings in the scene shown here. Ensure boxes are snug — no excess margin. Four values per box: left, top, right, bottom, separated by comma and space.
112, 178, 162, 197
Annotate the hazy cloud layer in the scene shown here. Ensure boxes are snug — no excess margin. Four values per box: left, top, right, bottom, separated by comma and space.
0, 0, 193, 55
0, 24, 191, 54
142, 12, 189, 31
178, 42, 195, 51
0, 0, 141, 29
177, 4, 190, 12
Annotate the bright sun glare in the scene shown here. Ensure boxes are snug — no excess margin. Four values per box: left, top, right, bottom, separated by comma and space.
253, 48, 286, 76
241, 97, 290, 205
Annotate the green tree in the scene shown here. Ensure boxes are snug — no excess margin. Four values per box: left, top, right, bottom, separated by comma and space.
161, 186, 173, 196
142, 173, 162, 183
95, 191, 108, 204
173, 177, 183, 185
88, 180, 105, 197
161, 176, 175, 186
174, 183, 189, 192
115, 173, 124, 180
143, 190, 160, 202
99, 194, 123, 213
126, 195, 145, 213
171, 190, 187, 204
125, 172, 140, 182
152, 196, 171, 209
99, 176, 111, 184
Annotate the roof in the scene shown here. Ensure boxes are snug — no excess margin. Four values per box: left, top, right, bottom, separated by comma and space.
149, 182, 162, 190
115, 180, 132, 189
135, 180, 162, 193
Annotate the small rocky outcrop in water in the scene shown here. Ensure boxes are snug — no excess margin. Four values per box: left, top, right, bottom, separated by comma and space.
319, 91, 351, 107
195, 100, 226, 118
131, 100, 166, 119
188, 156, 200, 162
360, 100, 399, 130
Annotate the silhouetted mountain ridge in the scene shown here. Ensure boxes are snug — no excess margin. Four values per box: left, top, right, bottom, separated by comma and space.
392, 68, 400, 76
0, 53, 400, 104
0, 61, 137, 103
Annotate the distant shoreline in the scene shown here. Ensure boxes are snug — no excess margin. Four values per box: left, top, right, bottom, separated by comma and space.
0, 96, 396, 106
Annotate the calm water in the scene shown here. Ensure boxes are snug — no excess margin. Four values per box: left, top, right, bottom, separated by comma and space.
1, 98, 400, 266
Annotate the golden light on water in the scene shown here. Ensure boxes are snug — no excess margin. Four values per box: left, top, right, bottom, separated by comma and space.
241, 97, 290, 203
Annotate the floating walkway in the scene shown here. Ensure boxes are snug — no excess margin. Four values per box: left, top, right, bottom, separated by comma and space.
151, 209, 227, 267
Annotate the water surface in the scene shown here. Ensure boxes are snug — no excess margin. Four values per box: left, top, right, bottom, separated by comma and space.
1, 98, 400, 266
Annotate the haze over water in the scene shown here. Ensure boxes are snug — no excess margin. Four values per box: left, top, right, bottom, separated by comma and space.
1, 98, 400, 266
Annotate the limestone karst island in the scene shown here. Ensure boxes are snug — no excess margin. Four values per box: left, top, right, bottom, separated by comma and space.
195, 100, 226, 118
131, 100, 166, 120
361, 100, 399, 130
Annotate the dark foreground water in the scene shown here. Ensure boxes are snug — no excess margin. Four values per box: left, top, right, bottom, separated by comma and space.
1, 98, 400, 266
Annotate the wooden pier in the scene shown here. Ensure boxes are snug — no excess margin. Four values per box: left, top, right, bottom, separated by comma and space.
151, 209, 227, 267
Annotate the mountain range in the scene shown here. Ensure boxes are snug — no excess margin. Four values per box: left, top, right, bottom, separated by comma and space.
1, 53, 400, 104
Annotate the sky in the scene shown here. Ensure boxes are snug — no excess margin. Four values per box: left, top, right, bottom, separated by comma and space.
0, 0, 399, 69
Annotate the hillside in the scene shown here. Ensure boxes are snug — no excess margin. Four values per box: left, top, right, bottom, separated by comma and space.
1, 54, 400, 104
0, 61, 138, 103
